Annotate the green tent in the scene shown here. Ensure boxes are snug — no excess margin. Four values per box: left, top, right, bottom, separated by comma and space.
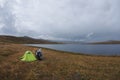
21, 51, 37, 62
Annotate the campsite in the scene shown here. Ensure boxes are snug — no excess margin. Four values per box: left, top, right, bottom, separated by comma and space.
0, 36, 120, 80
0, 0, 120, 80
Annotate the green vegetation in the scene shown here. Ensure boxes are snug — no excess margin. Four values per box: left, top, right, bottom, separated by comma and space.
0, 43, 120, 80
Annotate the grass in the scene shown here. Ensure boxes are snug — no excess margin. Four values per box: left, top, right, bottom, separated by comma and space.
0, 43, 120, 80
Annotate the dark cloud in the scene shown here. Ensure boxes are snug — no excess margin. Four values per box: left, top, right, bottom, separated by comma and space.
0, 0, 120, 41
0, 0, 17, 35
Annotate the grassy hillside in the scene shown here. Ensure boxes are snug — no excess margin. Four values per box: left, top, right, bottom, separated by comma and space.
0, 35, 58, 44
0, 43, 120, 80
90, 40, 120, 44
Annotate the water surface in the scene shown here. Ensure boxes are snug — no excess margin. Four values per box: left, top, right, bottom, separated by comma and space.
27, 44, 120, 56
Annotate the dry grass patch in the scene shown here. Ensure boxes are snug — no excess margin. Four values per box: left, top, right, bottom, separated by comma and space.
0, 44, 120, 80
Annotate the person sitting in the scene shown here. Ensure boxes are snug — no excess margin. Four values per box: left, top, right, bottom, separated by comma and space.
35, 48, 43, 60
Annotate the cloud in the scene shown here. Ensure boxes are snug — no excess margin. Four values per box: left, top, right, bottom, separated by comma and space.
0, 0, 17, 35
0, 0, 120, 41
86, 32, 94, 38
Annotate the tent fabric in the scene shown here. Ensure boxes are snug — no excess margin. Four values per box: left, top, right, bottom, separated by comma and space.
21, 51, 37, 62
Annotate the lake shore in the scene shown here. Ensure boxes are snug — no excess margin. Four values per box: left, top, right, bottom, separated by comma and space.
27, 43, 120, 56
28, 45, 120, 57
0, 43, 120, 80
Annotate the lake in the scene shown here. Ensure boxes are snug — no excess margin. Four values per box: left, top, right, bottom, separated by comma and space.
26, 44, 120, 56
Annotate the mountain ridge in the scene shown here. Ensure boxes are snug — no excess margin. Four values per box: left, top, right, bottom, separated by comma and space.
0, 35, 58, 44
90, 40, 120, 44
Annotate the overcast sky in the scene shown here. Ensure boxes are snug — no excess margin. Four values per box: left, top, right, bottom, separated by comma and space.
0, 0, 120, 41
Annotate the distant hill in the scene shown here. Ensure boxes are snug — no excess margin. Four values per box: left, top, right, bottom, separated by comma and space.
90, 40, 120, 44
0, 35, 58, 44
